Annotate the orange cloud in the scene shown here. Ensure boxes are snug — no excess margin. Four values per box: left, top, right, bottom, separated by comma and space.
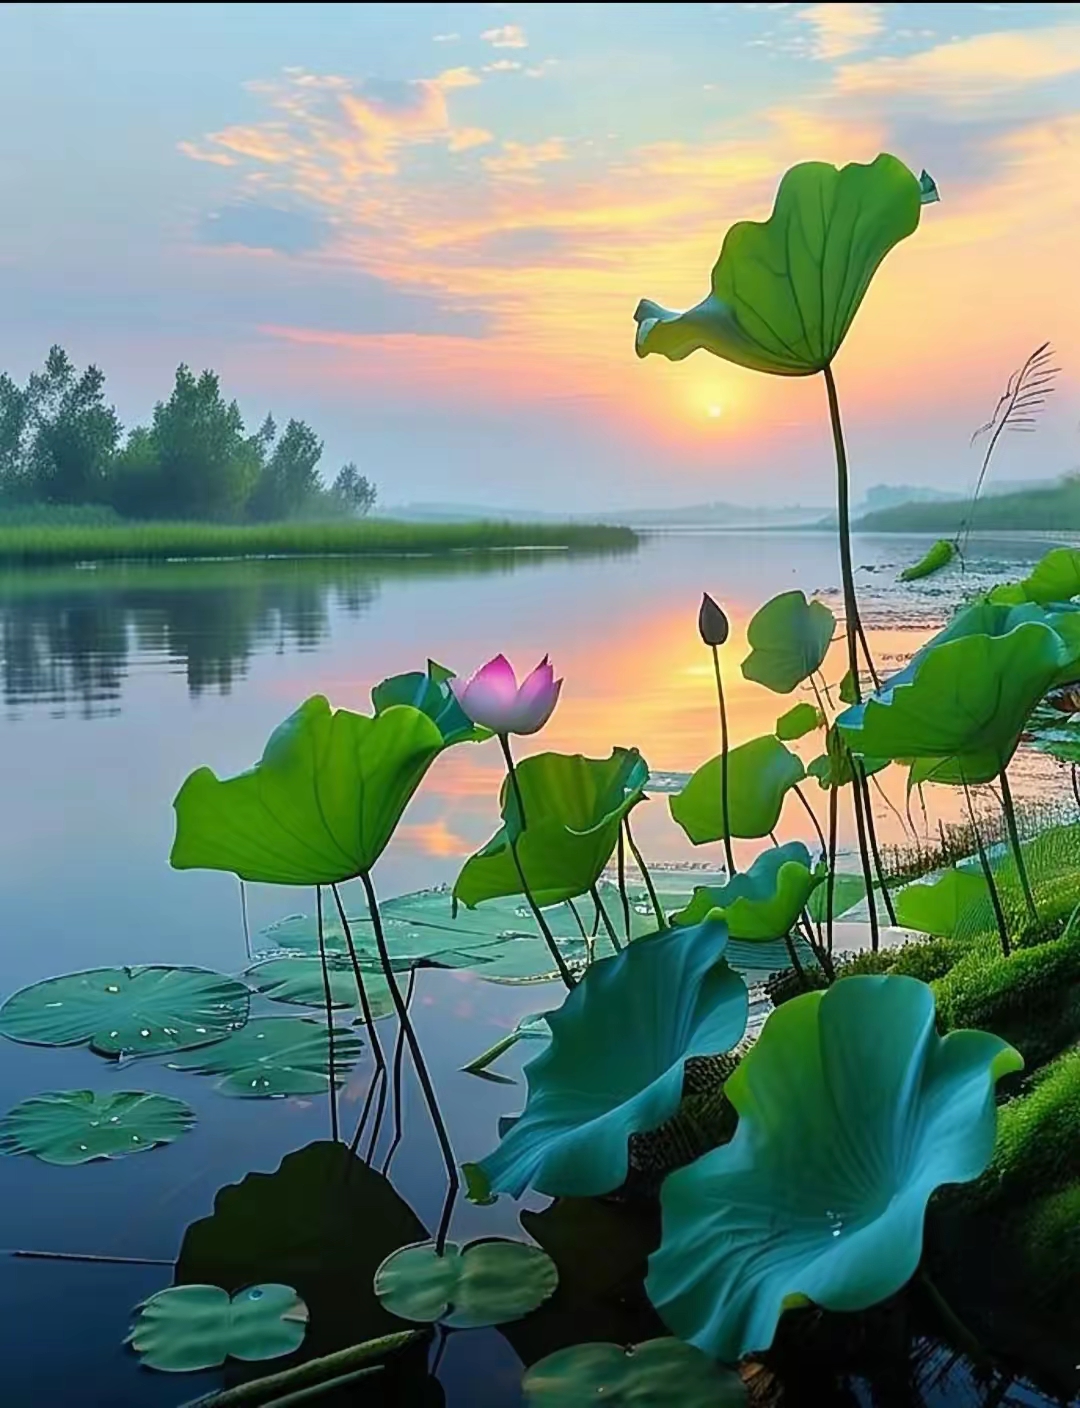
448, 126, 494, 152
482, 138, 568, 178
797, 3, 883, 61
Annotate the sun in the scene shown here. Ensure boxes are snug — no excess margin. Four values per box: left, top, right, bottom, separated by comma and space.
706, 404, 724, 419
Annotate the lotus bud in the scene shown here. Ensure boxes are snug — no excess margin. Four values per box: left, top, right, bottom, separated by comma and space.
698, 593, 729, 648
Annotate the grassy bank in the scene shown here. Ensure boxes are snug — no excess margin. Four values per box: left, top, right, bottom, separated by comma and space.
0, 517, 638, 566
858, 477, 1080, 533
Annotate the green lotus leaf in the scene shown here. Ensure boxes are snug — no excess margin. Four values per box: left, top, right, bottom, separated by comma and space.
893, 869, 991, 937
522, 1338, 746, 1408
473, 918, 747, 1198
177, 1141, 427, 1356
371, 659, 483, 745
775, 702, 824, 740
670, 842, 823, 941
454, 748, 649, 909
1010, 547, 1080, 605
900, 539, 956, 582
463, 1012, 551, 1076
0, 1090, 194, 1165
836, 623, 1067, 785
805, 873, 866, 924
634, 155, 923, 376
127, 1283, 308, 1373
0, 965, 249, 1058
741, 592, 835, 695
670, 735, 804, 844
245, 955, 393, 1018
646, 975, 1022, 1361
168, 1016, 363, 1097
806, 739, 889, 789
171, 695, 446, 884
373, 1239, 558, 1328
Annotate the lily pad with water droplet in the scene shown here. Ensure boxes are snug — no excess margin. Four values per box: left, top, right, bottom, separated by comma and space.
126, 1282, 308, 1372
168, 1016, 363, 1097
245, 955, 393, 1019
0, 1090, 194, 1165
0, 966, 250, 1058
522, 1337, 746, 1407
374, 1238, 558, 1328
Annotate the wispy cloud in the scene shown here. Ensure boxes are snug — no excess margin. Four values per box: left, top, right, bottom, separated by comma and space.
482, 59, 523, 73
795, 3, 883, 61
481, 138, 568, 178
481, 24, 528, 49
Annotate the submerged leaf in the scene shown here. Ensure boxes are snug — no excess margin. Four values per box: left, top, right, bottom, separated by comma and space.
900, 538, 956, 582
646, 976, 1022, 1361
670, 735, 804, 843
741, 592, 835, 695
775, 702, 824, 740
522, 1338, 745, 1407
127, 1283, 307, 1373
893, 869, 991, 937
670, 842, 822, 941
0, 1090, 194, 1165
168, 1016, 363, 1097
374, 1239, 558, 1328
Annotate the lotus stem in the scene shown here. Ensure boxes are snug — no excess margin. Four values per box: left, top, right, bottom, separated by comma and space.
826, 785, 838, 956
799, 912, 835, 984
709, 642, 737, 876
7, 1248, 173, 1266
358, 869, 459, 1254
497, 732, 575, 989
381, 966, 416, 1177
857, 767, 898, 926
258, 1365, 383, 1406
917, 1270, 993, 1372
315, 887, 339, 1143
616, 825, 632, 940
1072, 762, 1080, 816
998, 768, 1038, 921
330, 885, 389, 1163
962, 780, 1011, 957
624, 815, 666, 929
239, 879, 252, 962
792, 783, 828, 860
591, 884, 622, 954
849, 765, 881, 952
784, 933, 811, 989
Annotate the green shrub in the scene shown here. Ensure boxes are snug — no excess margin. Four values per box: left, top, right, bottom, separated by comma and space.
979, 1051, 1080, 1205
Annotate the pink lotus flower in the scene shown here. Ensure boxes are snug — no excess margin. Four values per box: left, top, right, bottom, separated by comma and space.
452, 654, 562, 736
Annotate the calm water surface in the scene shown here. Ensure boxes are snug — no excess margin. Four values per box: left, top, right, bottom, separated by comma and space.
0, 531, 1072, 1405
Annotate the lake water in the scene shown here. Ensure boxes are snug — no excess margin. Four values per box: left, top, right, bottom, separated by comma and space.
0, 530, 1073, 1405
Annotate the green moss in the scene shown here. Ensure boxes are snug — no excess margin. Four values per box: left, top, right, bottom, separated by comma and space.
980, 1050, 1080, 1205
1016, 1180, 1080, 1298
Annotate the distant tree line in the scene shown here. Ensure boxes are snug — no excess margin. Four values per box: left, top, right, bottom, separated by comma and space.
0, 347, 376, 521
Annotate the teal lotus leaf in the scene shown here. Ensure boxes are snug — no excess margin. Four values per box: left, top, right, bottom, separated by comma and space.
454, 748, 648, 909
646, 975, 1022, 1361
371, 659, 483, 745
741, 592, 835, 695
373, 1239, 558, 1328
0, 965, 249, 1058
127, 1283, 308, 1372
168, 1016, 364, 1097
245, 956, 393, 1019
670, 735, 804, 843
893, 869, 991, 937
806, 873, 866, 924
473, 918, 747, 1198
836, 623, 1067, 785
171, 695, 446, 884
775, 702, 825, 740
634, 155, 923, 376
670, 842, 823, 941
900, 539, 955, 582
522, 1338, 746, 1407
0, 1090, 195, 1165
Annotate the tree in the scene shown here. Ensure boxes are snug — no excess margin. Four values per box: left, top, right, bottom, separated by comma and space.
150, 365, 262, 519
0, 372, 33, 500
248, 417, 324, 520
331, 462, 377, 516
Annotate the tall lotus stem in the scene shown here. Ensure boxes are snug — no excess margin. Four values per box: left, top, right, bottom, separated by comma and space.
315, 886, 339, 1143
856, 767, 898, 925
849, 758, 881, 952
591, 883, 623, 954
998, 768, 1037, 921
331, 885, 389, 1164
497, 732, 575, 988
710, 644, 737, 877
380, 966, 416, 1177
962, 780, 1010, 957
616, 825, 632, 941
826, 785, 838, 955
624, 814, 667, 930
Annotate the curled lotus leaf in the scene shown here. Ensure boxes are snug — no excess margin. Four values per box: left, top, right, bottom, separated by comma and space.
646, 975, 1022, 1362
522, 1338, 746, 1407
670, 735, 804, 844
373, 1239, 558, 1328
472, 918, 748, 1199
0, 965, 249, 1058
775, 702, 824, 741
893, 868, 991, 938
634, 155, 924, 376
171, 695, 446, 885
900, 539, 955, 582
997, 547, 1080, 607
126, 1283, 308, 1373
371, 659, 484, 745
741, 592, 835, 695
168, 1016, 364, 1097
0, 1090, 194, 1165
670, 842, 823, 941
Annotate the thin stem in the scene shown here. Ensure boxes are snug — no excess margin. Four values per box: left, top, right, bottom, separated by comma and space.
857, 767, 897, 925
591, 884, 622, 953
616, 825, 632, 941
381, 966, 417, 1177
784, 932, 810, 989
497, 732, 575, 988
7, 1249, 173, 1266
849, 764, 881, 952
624, 815, 666, 928
918, 1270, 993, 1371
330, 885, 389, 1162
826, 785, 838, 956
566, 897, 589, 941
792, 783, 828, 859
1072, 761, 1080, 816
799, 912, 835, 983
962, 780, 1010, 957
359, 870, 458, 1254
710, 643, 737, 876
259, 1366, 382, 1407
823, 363, 863, 705
998, 768, 1037, 921
856, 616, 881, 690
239, 879, 252, 963
315, 887, 339, 1143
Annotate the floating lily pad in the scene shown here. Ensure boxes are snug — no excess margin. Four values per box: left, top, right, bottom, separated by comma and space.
670, 735, 804, 844
522, 1338, 745, 1407
893, 869, 991, 938
245, 956, 393, 1018
0, 1090, 194, 1165
741, 592, 835, 695
0, 966, 250, 1058
127, 1283, 308, 1372
168, 1017, 363, 1097
670, 842, 822, 941
806, 873, 866, 924
374, 1239, 558, 1328
775, 702, 824, 741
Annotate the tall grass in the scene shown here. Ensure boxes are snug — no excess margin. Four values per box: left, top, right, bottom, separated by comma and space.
0, 517, 638, 566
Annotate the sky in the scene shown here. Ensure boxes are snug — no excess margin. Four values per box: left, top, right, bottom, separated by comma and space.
1, 1, 1079, 510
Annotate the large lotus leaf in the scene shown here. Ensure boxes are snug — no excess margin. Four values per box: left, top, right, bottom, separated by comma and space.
522, 1338, 746, 1407
741, 592, 835, 695
836, 624, 1067, 785
775, 702, 824, 740
670, 735, 804, 844
171, 695, 445, 884
127, 1283, 307, 1372
373, 1239, 558, 1328
646, 975, 1022, 1361
893, 869, 991, 938
1011, 547, 1080, 606
806, 873, 866, 924
168, 1016, 363, 1097
455, 748, 649, 909
372, 659, 483, 745
245, 955, 393, 1018
0, 1090, 194, 1165
670, 842, 823, 941
176, 1140, 428, 1356
634, 155, 923, 376
0, 965, 249, 1058
472, 918, 748, 1198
